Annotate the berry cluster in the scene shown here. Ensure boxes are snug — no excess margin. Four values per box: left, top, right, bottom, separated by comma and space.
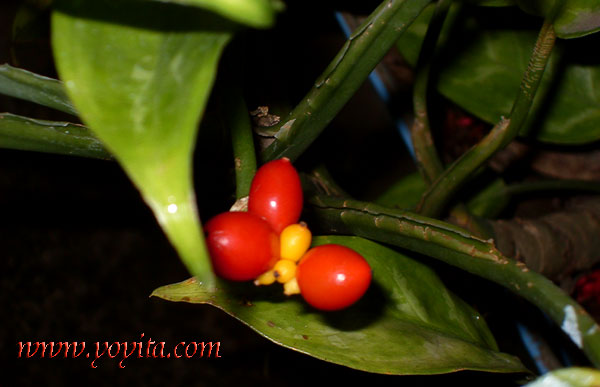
205, 158, 372, 311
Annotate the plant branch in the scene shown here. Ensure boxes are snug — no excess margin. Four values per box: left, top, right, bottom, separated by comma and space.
408, 0, 490, 238
308, 194, 600, 367
0, 113, 111, 159
261, 0, 433, 162
0, 64, 76, 115
410, 0, 450, 184
417, 21, 557, 218
226, 89, 257, 199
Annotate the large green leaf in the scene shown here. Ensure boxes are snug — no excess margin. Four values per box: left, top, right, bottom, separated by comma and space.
515, 0, 600, 38
51, 0, 233, 286
397, 6, 600, 144
525, 367, 600, 387
152, 236, 527, 375
0, 113, 110, 159
142, 0, 281, 28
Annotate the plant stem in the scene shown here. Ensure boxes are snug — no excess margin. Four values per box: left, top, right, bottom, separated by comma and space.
503, 179, 600, 197
417, 21, 557, 218
308, 195, 600, 367
226, 89, 257, 199
0, 64, 77, 115
0, 113, 111, 159
261, 0, 433, 163
410, 0, 450, 184
409, 0, 489, 238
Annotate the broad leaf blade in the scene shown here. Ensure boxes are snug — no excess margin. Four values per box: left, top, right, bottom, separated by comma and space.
152, 236, 527, 375
144, 0, 280, 28
397, 7, 600, 144
515, 0, 600, 38
374, 171, 427, 210
525, 367, 600, 386
0, 113, 110, 159
51, 0, 233, 286
0, 64, 76, 115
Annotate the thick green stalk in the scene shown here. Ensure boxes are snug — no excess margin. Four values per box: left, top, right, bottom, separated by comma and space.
226, 89, 257, 199
417, 21, 557, 218
308, 195, 600, 367
0, 113, 110, 159
408, 0, 489, 238
410, 0, 450, 184
261, 0, 433, 162
503, 180, 600, 197
0, 64, 76, 115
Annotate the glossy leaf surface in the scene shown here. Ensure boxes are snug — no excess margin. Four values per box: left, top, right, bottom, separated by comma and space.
153, 236, 527, 375
397, 7, 600, 144
142, 0, 280, 28
52, 0, 233, 286
525, 367, 600, 387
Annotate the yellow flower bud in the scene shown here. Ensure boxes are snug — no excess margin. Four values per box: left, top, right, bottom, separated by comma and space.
280, 222, 311, 262
254, 270, 276, 286
283, 277, 301, 296
273, 259, 297, 283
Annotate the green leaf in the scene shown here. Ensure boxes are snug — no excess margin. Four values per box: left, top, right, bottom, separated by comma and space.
525, 367, 600, 387
0, 64, 76, 115
466, 178, 509, 218
374, 171, 427, 210
152, 236, 527, 375
142, 0, 280, 28
0, 113, 110, 159
515, 1, 600, 38
374, 171, 508, 218
51, 0, 233, 286
397, 7, 600, 144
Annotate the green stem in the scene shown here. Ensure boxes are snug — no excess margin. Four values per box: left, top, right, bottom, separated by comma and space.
417, 21, 557, 218
503, 179, 600, 197
409, 0, 489, 238
0, 64, 76, 115
308, 195, 600, 367
0, 112, 111, 159
226, 89, 257, 199
305, 164, 349, 198
411, 0, 450, 184
261, 0, 433, 162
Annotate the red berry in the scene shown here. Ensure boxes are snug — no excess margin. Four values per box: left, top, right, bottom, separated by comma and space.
205, 211, 279, 281
248, 158, 303, 234
296, 244, 372, 311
